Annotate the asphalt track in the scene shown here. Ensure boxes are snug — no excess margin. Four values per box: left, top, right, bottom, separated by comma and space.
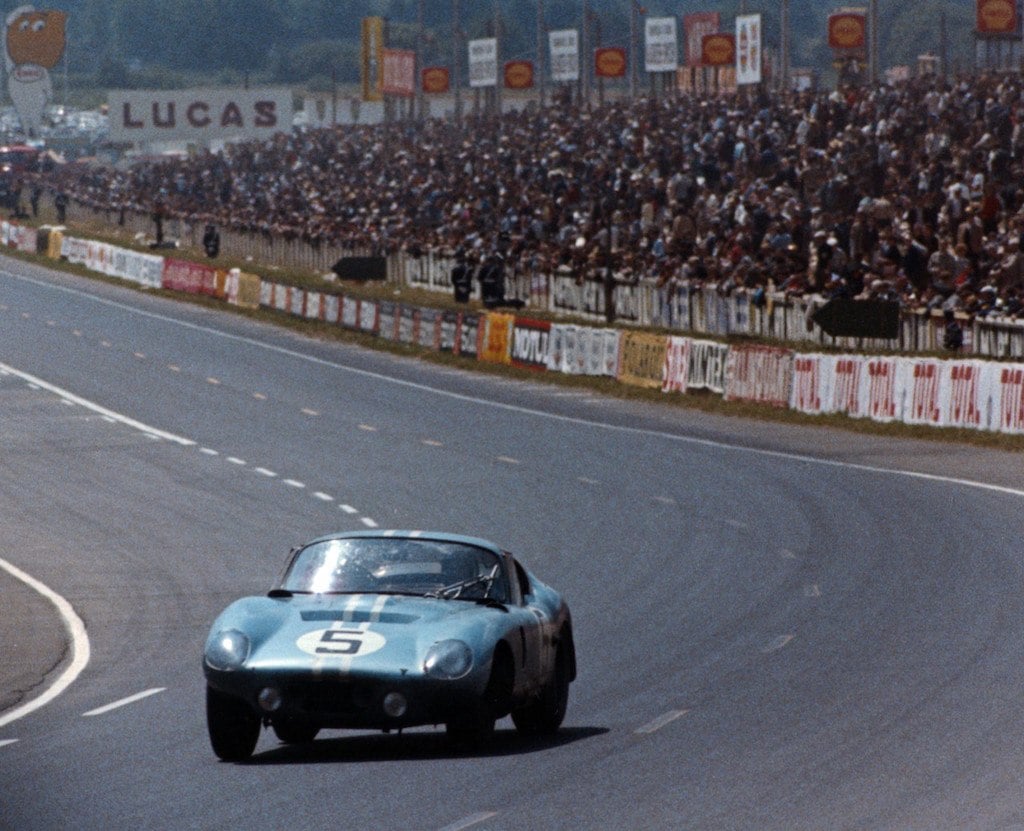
2, 254, 1024, 831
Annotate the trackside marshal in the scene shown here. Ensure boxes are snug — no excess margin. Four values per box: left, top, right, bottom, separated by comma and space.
108, 87, 293, 145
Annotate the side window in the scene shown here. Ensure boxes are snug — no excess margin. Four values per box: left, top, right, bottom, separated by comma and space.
514, 560, 532, 603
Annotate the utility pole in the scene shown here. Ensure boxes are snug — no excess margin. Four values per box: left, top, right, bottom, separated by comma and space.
453, 0, 462, 124
416, 0, 425, 120
494, 0, 502, 115
582, 0, 591, 107
537, 0, 546, 106
629, 0, 638, 99
780, 0, 790, 94
869, 0, 878, 84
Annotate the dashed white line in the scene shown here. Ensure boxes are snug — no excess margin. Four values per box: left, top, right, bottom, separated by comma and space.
0, 739, 18, 748
313, 492, 334, 502
496, 455, 520, 465
253, 392, 267, 400
82, 688, 166, 717
804, 584, 821, 598
653, 496, 676, 505
780, 549, 798, 560
301, 408, 320, 416
578, 476, 599, 485
438, 811, 498, 831
360, 517, 379, 528
255, 467, 277, 477
635, 709, 689, 734
763, 634, 795, 653
206, 377, 221, 385
358, 424, 378, 432
199, 447, 219, 456
422, 439, 443, 447
340, 505, 358, 514
226, 457, 246, 466
283, 479, 306, 489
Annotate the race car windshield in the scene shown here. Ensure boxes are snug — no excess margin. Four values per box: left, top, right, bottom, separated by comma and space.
282, 538, 509, 602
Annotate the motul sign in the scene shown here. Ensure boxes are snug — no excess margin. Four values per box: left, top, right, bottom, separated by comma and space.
701, 34, 735, 67
977, 0, 1018, 34
828, 13, 867, 49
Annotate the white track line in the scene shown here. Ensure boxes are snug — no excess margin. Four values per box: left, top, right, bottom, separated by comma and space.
438, 812, 498, 831
0, 361, 194, 446
83, 687, 165, 717
0, 557, 90, 729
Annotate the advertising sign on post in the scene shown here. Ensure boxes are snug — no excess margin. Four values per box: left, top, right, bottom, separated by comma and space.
644, 17, 678, 73
548, 29, 579, 82
736, 13, 763, 85
381, 49, 415, 96
468, 38, 497, 88
977, 0, 1018, 35
683, 12, 720, 67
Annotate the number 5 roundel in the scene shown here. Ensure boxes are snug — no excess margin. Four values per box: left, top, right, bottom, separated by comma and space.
296, 628, 387, 658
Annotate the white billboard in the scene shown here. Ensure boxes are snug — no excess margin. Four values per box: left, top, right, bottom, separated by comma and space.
468, 38, 497, 88
644, 16, 678, 73
548, 29, 579, 82
736, 14, 763, 85
108, 87, 293, 145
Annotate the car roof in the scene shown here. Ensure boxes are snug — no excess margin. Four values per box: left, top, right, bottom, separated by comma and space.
301, 530, 505, 556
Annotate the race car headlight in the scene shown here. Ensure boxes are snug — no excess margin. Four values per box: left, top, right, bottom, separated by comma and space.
205, 629, 251, 671
423, 639, 473, 680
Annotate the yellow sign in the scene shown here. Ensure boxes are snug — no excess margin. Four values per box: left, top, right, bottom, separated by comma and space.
361, 17, 384, 103
617, 332, 668, 389
480, 313, 514, 364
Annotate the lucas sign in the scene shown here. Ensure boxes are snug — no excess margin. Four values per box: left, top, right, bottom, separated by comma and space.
108, 87, 292, 145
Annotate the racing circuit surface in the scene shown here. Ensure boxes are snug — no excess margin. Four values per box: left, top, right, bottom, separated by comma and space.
2, 254, 1024, 831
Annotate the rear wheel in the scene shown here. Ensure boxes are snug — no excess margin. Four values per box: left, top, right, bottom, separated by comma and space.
512, 639, 570, 736
272, 717, 319, 745
206, 686, 260, 761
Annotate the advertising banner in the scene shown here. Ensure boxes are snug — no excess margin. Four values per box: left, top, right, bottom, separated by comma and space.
945, 361, 986, 430
684, 12, 720, 67
618, 332, 667, 389
510, 317, 550, 371
644, 17, 679, 73
828, 13, 867, 50
162, 257, 218, 297
504, 60, 534, 90
549, 29, 579, 82
595, 47, 626, 78
977, 0, 1018, 35
422, 66, 450, 94
863, 356, 900, 422
480, 312, 514, 364
361, 17, 384, 102
468, 38, 498, 88
702, 33, 736, 67
992, 364, 1024, 433
4, 6, 65, 137
736, 14, 762, 85
790, 354, 830, 415
108, 87, 292, 145
382, 49, 415, 97
724, 344, 792, 407
662, 336, 692, 393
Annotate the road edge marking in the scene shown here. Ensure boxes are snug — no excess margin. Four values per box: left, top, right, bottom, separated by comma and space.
0, 557, 91, 729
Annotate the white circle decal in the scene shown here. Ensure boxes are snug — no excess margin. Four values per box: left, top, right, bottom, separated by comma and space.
296, 627, 386, 658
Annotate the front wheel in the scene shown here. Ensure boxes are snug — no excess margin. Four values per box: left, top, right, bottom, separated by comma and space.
206, 686, 260, 761
512, 640, 570, 736
446, 650, 513, 747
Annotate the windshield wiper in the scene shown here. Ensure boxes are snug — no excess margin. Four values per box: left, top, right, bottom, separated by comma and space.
424, 566, 501, 602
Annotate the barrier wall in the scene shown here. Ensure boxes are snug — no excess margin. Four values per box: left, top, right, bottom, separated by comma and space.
22, 226, 1024, 439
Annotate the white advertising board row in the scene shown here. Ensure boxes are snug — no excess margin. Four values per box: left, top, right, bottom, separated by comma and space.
790, 353, 1024, 433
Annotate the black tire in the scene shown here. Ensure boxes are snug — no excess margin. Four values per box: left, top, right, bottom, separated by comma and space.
272, 717, 319, 745
206, 685, 260, 761
446, 650, 513, 746
512, 639, 570, 736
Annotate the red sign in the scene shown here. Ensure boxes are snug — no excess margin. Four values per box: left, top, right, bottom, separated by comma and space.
422, 66, 450, 94
594, 47, 627, 78
504, 60, 534, 89
701, 33, 735, 67
977, 0, 1018, 34
381, 48, 415, 96
683, 12, 720, 67
828, 13, 867, 49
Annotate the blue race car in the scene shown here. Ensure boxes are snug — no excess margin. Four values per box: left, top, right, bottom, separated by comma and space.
203, 530, 576, 760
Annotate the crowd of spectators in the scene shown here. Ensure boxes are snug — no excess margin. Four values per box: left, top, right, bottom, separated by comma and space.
43, 72, 1024, 322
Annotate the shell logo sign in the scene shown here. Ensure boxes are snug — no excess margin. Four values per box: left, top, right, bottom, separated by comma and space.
595, 47, 626, 78
977, 0, 1017, 34
701, 34, 735, 67
828, 13, 867, 49
422, 66, 450, 94
504, 60, 534, 90
5, 4, 66, 137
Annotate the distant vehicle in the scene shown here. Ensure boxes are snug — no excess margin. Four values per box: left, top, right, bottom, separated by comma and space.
202, 530, 576, 761
0, 144, 39, 174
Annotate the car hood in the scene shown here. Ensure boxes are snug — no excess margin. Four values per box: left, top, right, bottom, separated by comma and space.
210, 593, 504, 675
